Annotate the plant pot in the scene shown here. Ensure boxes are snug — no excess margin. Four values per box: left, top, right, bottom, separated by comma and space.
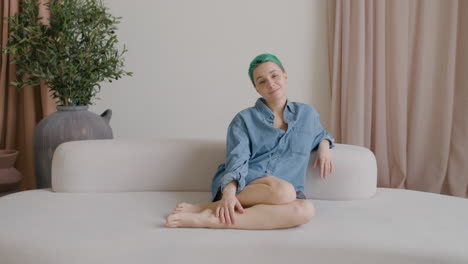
0, 150, 23, 193
33, 106, 113, 188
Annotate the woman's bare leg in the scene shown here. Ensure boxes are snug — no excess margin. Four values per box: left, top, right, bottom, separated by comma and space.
236, 176, 297, 206
171, 176, 296, 214
166, 199, 315, 229
167, 176, 315, 229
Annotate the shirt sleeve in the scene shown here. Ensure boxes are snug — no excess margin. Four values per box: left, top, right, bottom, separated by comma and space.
218, 116, 251, 194
311, 107, 335, 151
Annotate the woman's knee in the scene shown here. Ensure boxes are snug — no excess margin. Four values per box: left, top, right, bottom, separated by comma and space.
248, 176, 296, 204
293, 200, 315, 225
268, 178, 297, 204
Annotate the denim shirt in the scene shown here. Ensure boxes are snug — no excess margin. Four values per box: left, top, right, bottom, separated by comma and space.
211, 98, 335, 201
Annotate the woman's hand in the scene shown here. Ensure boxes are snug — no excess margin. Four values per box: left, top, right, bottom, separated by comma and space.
216, 183, 245, 225
313, 140, 334, 179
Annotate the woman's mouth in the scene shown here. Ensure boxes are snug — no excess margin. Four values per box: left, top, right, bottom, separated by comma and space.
269, 88, 280, 94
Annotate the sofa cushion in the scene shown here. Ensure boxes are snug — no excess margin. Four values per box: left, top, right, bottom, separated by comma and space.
0, 188, 466, 264
51, 139, 226, 193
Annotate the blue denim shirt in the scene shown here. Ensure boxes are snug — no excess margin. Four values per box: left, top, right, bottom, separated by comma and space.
211, 98, 335, 201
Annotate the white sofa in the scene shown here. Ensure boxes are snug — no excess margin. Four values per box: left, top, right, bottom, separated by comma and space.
0, 139, 467, 264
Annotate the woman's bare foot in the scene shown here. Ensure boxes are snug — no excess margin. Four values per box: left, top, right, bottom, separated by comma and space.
171, 202, 204, 213
165, 209, 219, 228
170, 201, 220, 214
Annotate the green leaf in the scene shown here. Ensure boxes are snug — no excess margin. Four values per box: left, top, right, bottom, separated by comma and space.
2, 0, 132, 106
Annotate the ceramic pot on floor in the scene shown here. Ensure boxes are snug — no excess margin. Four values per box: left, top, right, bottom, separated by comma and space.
0, 150, 22, 194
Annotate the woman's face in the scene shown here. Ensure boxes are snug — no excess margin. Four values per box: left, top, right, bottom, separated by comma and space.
252, 61, 288, 103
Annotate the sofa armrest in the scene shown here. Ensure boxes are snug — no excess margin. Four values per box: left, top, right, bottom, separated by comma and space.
305, 144, 377, 200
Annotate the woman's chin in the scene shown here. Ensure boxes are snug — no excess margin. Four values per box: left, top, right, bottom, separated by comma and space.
265, 94, 286, 103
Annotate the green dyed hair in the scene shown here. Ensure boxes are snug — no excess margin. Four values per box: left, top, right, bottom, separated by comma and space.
248, 53, 285, 86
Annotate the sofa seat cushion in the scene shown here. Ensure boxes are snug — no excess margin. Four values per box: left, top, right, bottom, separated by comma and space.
0, 188, 467, 264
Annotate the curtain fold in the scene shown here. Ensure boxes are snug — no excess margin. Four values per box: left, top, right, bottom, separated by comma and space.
328, 0, 468, 197
1, 0, 56, 191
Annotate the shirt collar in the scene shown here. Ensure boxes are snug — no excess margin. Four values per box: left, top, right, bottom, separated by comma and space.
255, 98, 296, 119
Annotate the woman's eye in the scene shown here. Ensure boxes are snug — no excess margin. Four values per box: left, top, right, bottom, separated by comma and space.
259, 80, 265, 84
272, 75, 278, 78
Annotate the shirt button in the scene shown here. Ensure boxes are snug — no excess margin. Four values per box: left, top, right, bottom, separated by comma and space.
272, 156, 279, 160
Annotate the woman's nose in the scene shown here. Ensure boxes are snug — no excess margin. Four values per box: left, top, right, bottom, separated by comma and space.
267, 79, 276, 88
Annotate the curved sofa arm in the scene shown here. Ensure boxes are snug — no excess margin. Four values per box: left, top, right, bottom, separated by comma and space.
305, 144, 378, 200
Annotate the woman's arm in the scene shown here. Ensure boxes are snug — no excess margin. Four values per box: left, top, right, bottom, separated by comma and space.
313, 139, 334, 179
216, 116, 250, 225
310, 107, 335, 179
217, 116, 251, 194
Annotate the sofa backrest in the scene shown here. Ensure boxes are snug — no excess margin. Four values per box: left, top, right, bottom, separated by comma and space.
51, 139, 377, 200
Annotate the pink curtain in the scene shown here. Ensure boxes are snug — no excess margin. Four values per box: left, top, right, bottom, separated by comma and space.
1, 0, 56, 191
328, 0, 468, 197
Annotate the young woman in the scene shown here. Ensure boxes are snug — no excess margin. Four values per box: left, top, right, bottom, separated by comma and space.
166, 53, 334, 229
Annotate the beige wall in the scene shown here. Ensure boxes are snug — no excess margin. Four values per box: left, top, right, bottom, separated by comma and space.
91, 0, 331, 141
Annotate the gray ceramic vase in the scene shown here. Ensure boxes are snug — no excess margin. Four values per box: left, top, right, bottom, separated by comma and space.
33, 106, 113, 188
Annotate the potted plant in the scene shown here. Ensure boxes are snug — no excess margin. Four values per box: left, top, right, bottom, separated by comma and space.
2, 0, 132, 188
